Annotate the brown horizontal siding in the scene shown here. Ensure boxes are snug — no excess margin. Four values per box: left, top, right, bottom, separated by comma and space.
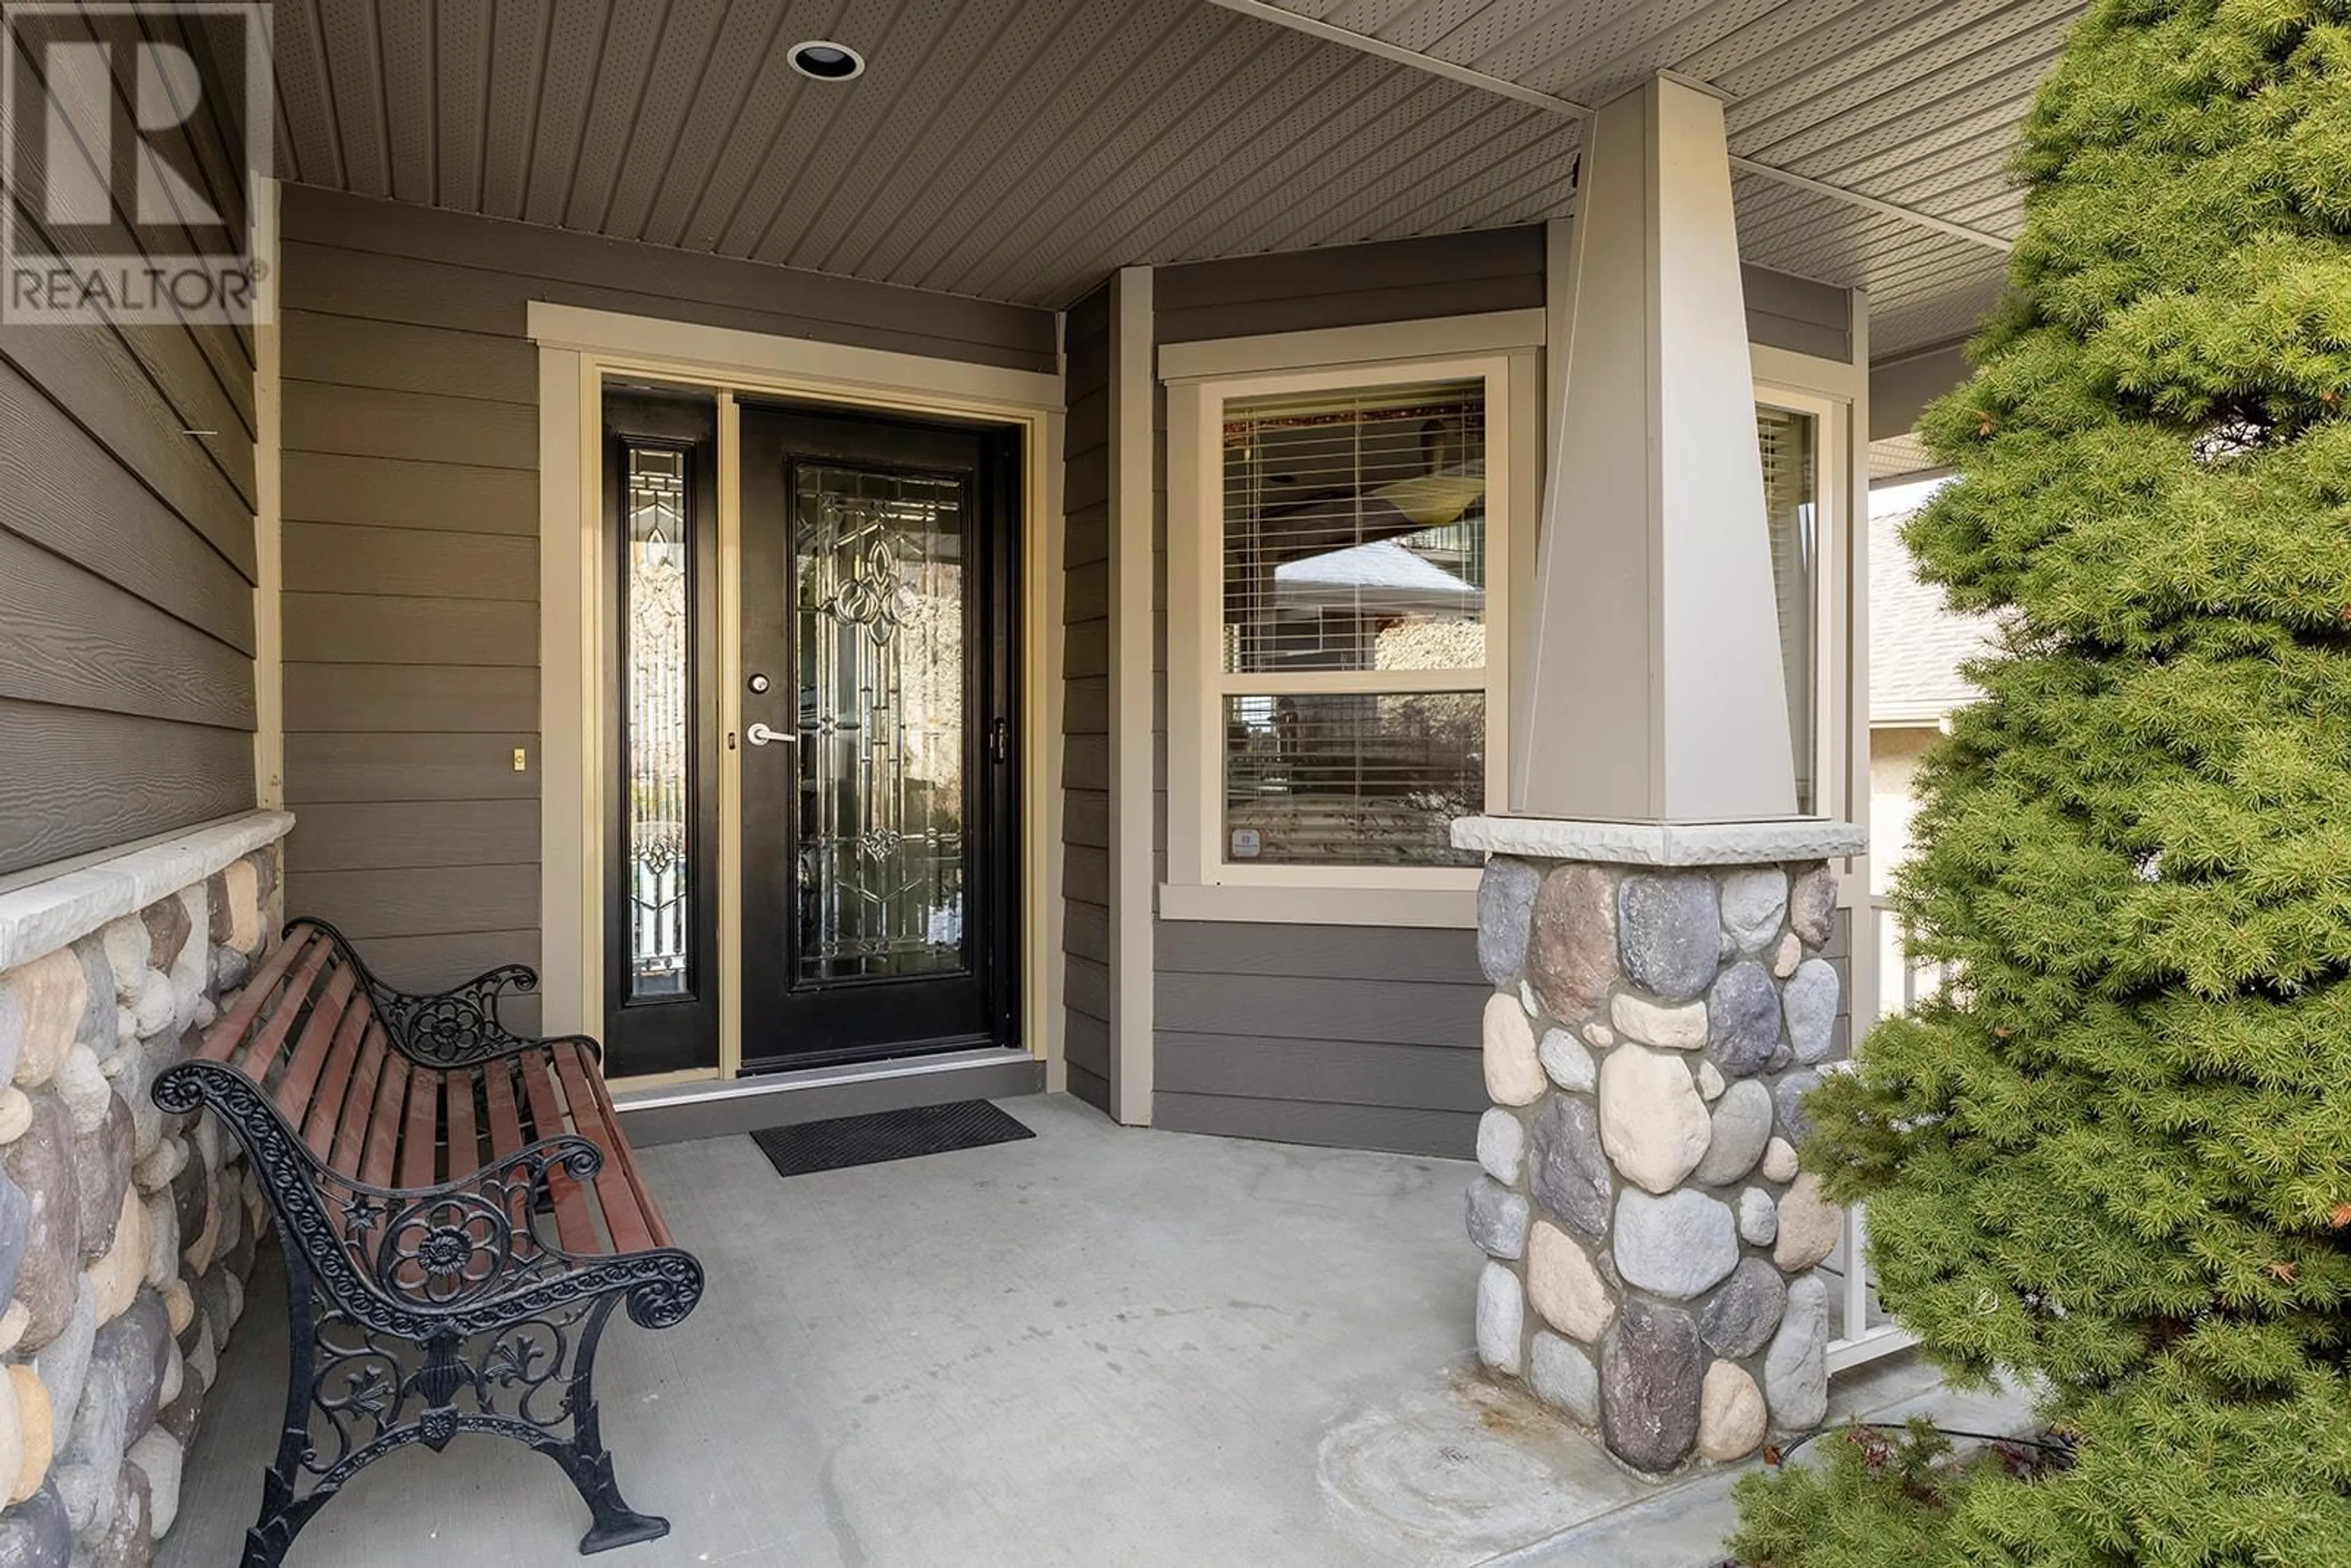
1063, 902, 1110, 967
295, 865, 539, 941
1155, 227, 1547, 342
1154, 1094, 1477, 1157
0, 703, 252, 876
280, 595, 538, 667
1155, 970, 1480, 1048
1153, 921, 1483, 1159
283, 523, 536, 601
2, 322, 253, 576
280, 310, 539, 403
1156, 1035, 1486, 1113
345, 929, 544, 1039
282, 451, 535, 535
285, 800, 539, 874
282, 665, 538, 733
351, 928, 541, 990
279, 192, 1054, 369
1158, 921, 1480, 985
278, 181, 1055, 1001
0, 531, 253, 731
1062, 279, 1114, 1115
1157, 228, 1848, 362
282, 381, 538, 470
0, 14, 256, 877
1742, 263, 1853, 361
0, 362, 254, 655
285, 734, 539, 805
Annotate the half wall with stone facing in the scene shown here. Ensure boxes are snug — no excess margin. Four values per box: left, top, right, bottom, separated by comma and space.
1453, 816, 1864, 1474
0, 814, 293, 1564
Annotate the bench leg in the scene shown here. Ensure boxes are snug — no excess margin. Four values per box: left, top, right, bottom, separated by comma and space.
239, 1261, 339, 1568
241, 1262, 672, 1561
542, 1296, 669, 1555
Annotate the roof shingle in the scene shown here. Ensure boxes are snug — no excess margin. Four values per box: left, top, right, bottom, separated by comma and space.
1870, 505, 1998, 725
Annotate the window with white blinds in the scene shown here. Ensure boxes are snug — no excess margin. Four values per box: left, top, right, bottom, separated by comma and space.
1215, 377, 1494, 868
1757, 402, 1818, 813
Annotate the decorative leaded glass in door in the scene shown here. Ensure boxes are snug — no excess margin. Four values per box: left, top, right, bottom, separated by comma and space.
624, 447, 691, 999
791, 465, 968, 983
739, 403, 1015, 1068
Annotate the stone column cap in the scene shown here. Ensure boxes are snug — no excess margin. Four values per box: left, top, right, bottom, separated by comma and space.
1450, 815, 1865, 867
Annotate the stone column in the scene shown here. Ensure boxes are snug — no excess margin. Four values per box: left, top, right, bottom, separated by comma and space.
1456, 817, 1865, 1473
0, 833, 285, 1561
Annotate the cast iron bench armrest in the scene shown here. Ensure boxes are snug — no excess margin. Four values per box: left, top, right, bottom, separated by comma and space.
282, 917, 590, 1069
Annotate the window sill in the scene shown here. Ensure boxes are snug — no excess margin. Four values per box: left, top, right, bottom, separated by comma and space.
1156, 882, 1475, 929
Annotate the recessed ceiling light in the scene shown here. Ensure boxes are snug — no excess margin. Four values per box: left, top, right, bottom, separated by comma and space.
788, 40, 864, 80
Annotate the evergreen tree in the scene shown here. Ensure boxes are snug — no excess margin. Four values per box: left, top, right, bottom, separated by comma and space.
1731, 1, 2351, 1561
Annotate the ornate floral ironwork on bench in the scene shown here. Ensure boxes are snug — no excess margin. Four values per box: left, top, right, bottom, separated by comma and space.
152, 918, 704, 1566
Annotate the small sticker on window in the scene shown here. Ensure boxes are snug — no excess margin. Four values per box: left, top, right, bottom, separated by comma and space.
1229, 828, 1261, 860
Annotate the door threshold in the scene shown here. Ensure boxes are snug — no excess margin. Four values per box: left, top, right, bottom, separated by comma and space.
612, 1046, 1044, 1147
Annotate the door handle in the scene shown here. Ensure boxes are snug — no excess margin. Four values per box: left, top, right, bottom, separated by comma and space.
746, 722, 794, 747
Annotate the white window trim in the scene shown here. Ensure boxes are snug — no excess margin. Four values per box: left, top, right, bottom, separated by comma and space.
1752, 378, 1853, 830
1164, 326, 1538, 925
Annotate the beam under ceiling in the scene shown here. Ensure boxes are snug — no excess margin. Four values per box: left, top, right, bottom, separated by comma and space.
1203, 0, 2016, 256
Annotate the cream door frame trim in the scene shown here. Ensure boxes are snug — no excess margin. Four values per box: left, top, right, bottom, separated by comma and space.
537, 346, 594, 1043
250, 175, 284, 809
531, 304, 1065, 1096
529, 304, 1063, 411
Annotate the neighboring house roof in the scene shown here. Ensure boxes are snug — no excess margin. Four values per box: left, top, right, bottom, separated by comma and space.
1870, 506, 1998, 727
1275, 539, 1482, 613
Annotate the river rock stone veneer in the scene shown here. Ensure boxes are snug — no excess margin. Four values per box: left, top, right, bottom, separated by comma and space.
0, 828, 287, 1565
1457, 823, 1861, 1474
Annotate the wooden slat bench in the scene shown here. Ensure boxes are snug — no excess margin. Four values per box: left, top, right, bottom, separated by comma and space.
154, 918, 704, 1566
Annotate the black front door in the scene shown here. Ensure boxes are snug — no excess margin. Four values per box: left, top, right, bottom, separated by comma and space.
738, 404, 1021, 1070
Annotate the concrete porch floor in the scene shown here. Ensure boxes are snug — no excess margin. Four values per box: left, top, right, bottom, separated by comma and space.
163, 1093, 2023, 1567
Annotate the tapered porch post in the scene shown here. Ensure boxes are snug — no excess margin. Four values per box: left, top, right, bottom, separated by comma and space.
1518, 73, 1795, 822
1456, 75, 1864, 1474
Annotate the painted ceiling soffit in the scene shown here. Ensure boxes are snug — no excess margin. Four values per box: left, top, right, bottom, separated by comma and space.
1204, 0, 2015, 257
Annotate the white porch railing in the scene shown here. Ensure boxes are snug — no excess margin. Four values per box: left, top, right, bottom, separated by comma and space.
1823, 892, 1949, 1373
